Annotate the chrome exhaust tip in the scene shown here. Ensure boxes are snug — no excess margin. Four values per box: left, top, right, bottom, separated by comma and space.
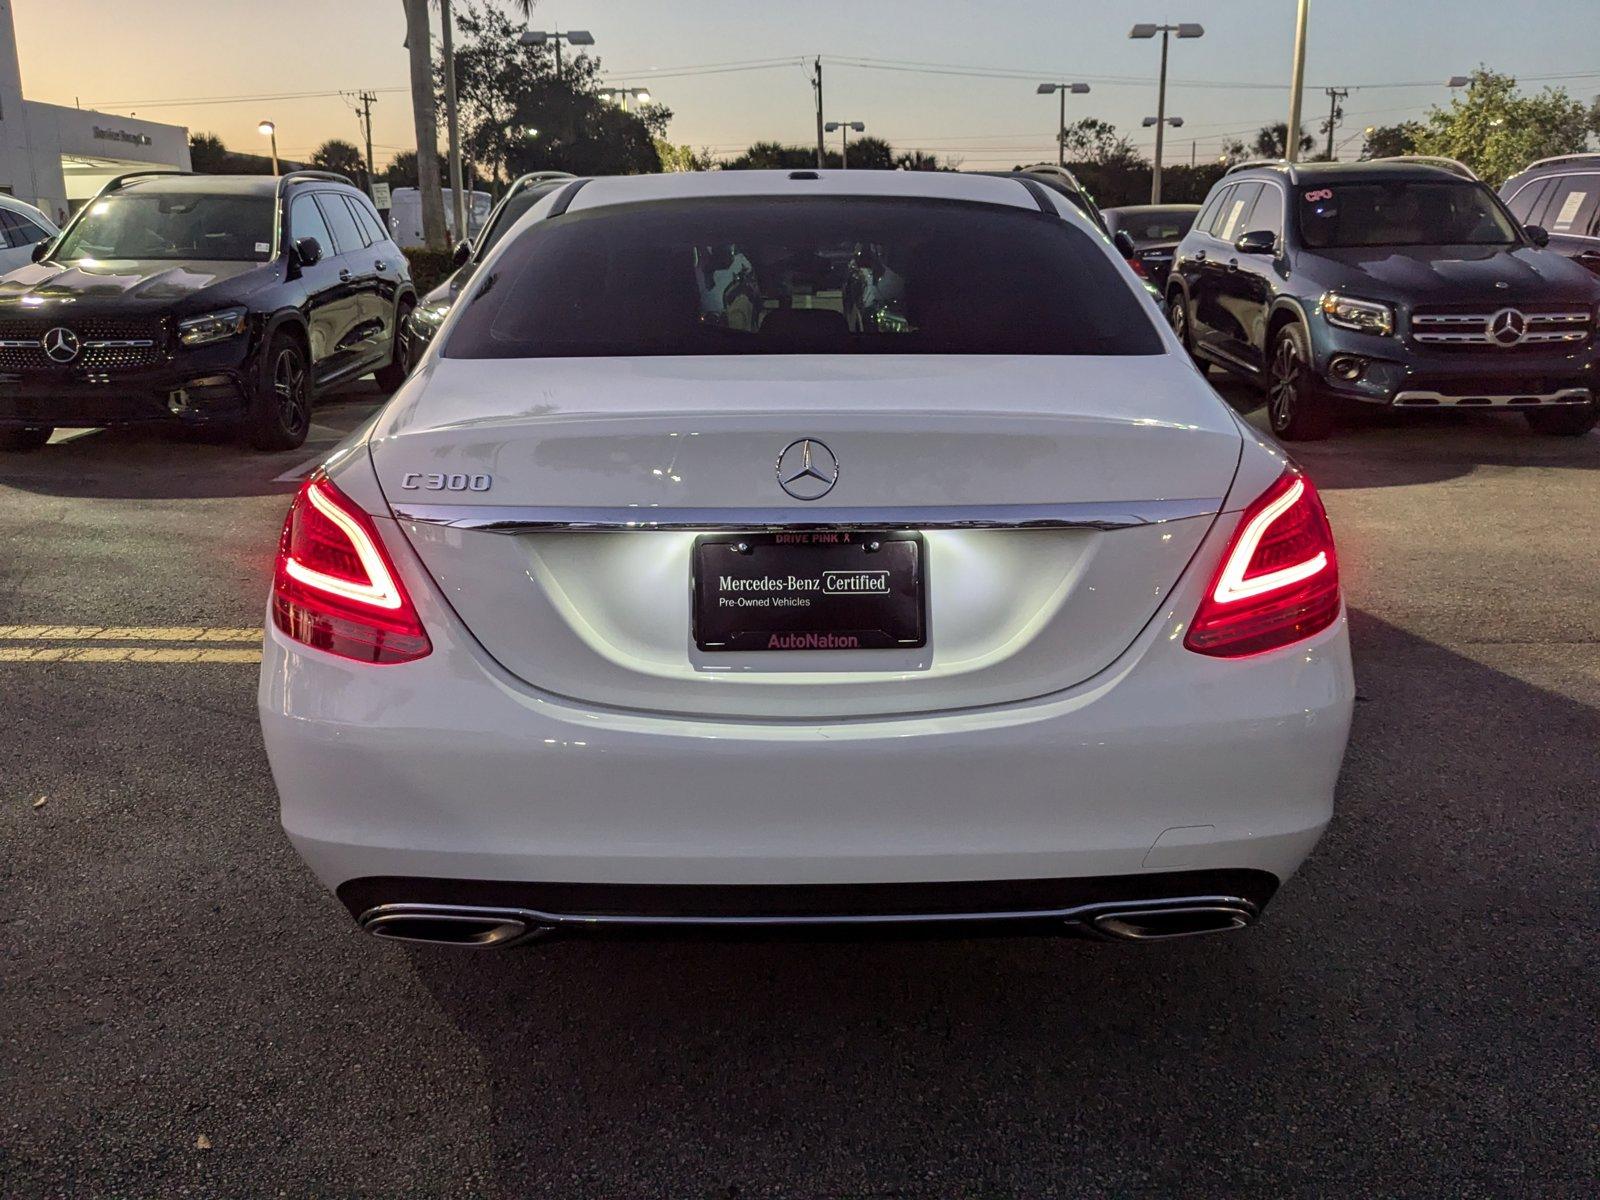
1086, 899, 1257, 941
359, 904, 549, 948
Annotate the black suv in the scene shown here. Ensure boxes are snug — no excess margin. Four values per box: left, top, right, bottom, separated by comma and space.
1500, 152, 1600, 274
0, 170, 416, 452
1167, 157, 1600, 439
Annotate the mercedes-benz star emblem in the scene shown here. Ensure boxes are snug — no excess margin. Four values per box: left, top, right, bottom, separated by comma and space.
775, 438, 839, 501
41, 327, 81, 363
1487, 307, 1527, 347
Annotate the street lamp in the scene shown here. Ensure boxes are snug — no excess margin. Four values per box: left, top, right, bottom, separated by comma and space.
598, 87, 652, 112
1036, 82, 1091, 167
1143, 116, 1184, 128
1130, 21, 1203, 202
1447, 75, 1472, 89
824, 120, 865, 169
519, 28, 594, 78
257, 120, 279, 176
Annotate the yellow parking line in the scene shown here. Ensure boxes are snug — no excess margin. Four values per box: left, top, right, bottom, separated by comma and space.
0, 646, 261, 663
0, 626, 260, 642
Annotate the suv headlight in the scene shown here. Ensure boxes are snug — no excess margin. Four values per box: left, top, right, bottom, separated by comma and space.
1320, 293, 1395, 337
177, 307, 249, 348
411, 301, 452, 330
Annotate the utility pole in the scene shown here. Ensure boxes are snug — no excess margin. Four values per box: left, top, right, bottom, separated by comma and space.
1286, 0, 1309, 162
1323, 86, 1348, 160
441, 0, 468, 245
812, 57, 825, 168
356, 91, 377, 195
1152, 27, 1170, 202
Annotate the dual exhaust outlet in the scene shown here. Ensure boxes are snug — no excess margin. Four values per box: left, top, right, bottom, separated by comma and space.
358, 896, 1258, 948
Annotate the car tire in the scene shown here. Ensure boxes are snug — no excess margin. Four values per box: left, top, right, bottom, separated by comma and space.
373, 299, 415, 393
0, 425, 53, 452
1266, 323, 1333, 441
1167, 291, 1205, 368
1525, 404, 1599, 437
246, 332, 313, 452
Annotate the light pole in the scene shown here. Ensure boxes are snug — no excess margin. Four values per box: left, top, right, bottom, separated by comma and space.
1130, 22, 1203, 202
1035, 82, 1091, 167
257, 121, 279, 176
825, 120, 865, 168
598, 87, 652, 112
518, 28, 594, 79
1143, 113, 1184, 171
1285, 0, 1309, 162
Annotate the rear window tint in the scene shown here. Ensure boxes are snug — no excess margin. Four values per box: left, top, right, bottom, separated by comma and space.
445, 197, 1163, 359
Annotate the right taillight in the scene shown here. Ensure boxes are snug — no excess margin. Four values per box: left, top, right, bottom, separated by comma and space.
1185, 469, 1341, 658
271, 474, 432, 664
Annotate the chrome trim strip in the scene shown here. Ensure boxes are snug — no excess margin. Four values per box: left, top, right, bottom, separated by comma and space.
1393, 386, 1591, 408
83, 339, 156, 349
389, 498, 1224, 533
358, 894, 1258, 932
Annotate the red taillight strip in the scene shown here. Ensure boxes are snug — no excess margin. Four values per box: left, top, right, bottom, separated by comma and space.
283, 481, 405, 611
1209, 477, 1329, 603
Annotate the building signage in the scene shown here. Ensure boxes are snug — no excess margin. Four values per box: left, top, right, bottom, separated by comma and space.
93, 126, 154, 147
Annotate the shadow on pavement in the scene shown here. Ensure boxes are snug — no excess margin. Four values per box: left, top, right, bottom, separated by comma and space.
1211, 375, 1600, 491
0, 386, 387, 501
400, 608, 1598, 1198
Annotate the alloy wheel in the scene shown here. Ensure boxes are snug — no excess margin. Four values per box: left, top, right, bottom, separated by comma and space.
1268, 336, 1300, 431
273, 348, 310, 439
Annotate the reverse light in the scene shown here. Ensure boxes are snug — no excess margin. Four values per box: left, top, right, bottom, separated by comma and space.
178, 306, 249, 347
271, 475, 431, 664
1319, 292, 1394, 337
1185, 470, 1341, 658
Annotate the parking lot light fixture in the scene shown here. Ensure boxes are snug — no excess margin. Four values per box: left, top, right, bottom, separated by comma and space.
1037, 82, 1092, 166
1447, 75, 1472, 88
257, 120, 279, 176
824, 120, 866, 168
598, 87, 653, 112
1130, 21, 1203, 202
519, 29, 594, 78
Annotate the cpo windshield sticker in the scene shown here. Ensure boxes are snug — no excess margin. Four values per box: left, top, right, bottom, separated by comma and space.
1304, 188, 1334, 202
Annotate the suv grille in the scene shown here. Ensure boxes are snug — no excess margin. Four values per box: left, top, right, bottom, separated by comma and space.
1411, 305, 1592, 348
0, 317, 166, 371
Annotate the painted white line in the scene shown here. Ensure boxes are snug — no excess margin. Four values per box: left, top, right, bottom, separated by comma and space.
273, 452, 330, 484
47, 428, 101, 445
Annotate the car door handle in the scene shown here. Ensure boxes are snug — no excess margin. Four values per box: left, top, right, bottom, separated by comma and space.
1578, 249, 1600, 263
338, 268, 353, 282
374, 259, 388, 271
1227, 258, 1240, 272
1193, 250, 1207, 263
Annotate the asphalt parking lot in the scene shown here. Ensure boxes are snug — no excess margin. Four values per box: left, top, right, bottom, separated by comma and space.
4, 378, 1597, 1198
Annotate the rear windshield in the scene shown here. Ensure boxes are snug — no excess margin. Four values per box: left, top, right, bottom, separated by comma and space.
53, 192, 275, 262
445, 197, 1163, 359
1117, 209, 1199, 245
472, 185, 560, 261
1297, 181, 1518, 248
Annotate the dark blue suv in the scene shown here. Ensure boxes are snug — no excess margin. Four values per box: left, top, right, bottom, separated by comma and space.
1167, 157, 1600, 439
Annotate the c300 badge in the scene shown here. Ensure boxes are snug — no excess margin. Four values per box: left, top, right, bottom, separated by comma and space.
399, 472, 492, 492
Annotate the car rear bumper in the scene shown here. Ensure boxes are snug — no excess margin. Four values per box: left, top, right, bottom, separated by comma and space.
259, 518, 1355, 925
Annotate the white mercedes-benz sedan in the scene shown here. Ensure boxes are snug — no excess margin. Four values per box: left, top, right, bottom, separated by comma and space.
258, 169, 1353, 948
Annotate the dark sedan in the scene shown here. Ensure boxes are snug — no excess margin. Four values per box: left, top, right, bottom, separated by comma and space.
1102, 204, 1202, 288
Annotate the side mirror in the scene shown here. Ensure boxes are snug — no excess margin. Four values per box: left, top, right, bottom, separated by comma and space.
295, 236, 323, 267
1111, 229, 1138, 259
31, 239, 52, 263
1235, 229, 1278, 255
1524, 224, 1550, 248
452, 240, 473, 267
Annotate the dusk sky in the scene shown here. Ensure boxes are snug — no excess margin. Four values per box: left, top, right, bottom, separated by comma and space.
14, 0, 1600, 169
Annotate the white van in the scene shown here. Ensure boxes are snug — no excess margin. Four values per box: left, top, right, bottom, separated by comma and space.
386, 187, 493, 250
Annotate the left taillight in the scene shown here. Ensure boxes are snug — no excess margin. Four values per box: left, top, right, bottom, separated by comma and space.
1126, 255, 1150, 279
1184, 469, 1341, 658
271, 475, 432, 664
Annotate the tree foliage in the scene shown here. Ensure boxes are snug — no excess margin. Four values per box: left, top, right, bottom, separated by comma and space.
1223, 123, 1314, 162
1413, 67, 1598, 185
1362, 122, 1422, 160
188, 132, 295, 176
722, 139, 952, 171
445, 3, 665, 180
654, 141, 716, 172
310, 139, 367, 184
1060, 118, 1139, 166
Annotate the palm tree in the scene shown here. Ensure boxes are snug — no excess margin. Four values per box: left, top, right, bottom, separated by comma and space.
402, 0, 448, 250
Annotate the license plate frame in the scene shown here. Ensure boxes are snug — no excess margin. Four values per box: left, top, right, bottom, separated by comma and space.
691, 531, 926, 653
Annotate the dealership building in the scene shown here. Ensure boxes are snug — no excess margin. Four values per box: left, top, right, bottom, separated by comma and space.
0, 0, 190, 223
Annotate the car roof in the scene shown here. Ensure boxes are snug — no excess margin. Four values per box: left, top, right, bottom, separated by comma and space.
564, 169, 1049, 215
1227, 160, 1478, 186
114, 173, 360, 197
0, 193, 50, 218
1503, 152, 1600, 183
